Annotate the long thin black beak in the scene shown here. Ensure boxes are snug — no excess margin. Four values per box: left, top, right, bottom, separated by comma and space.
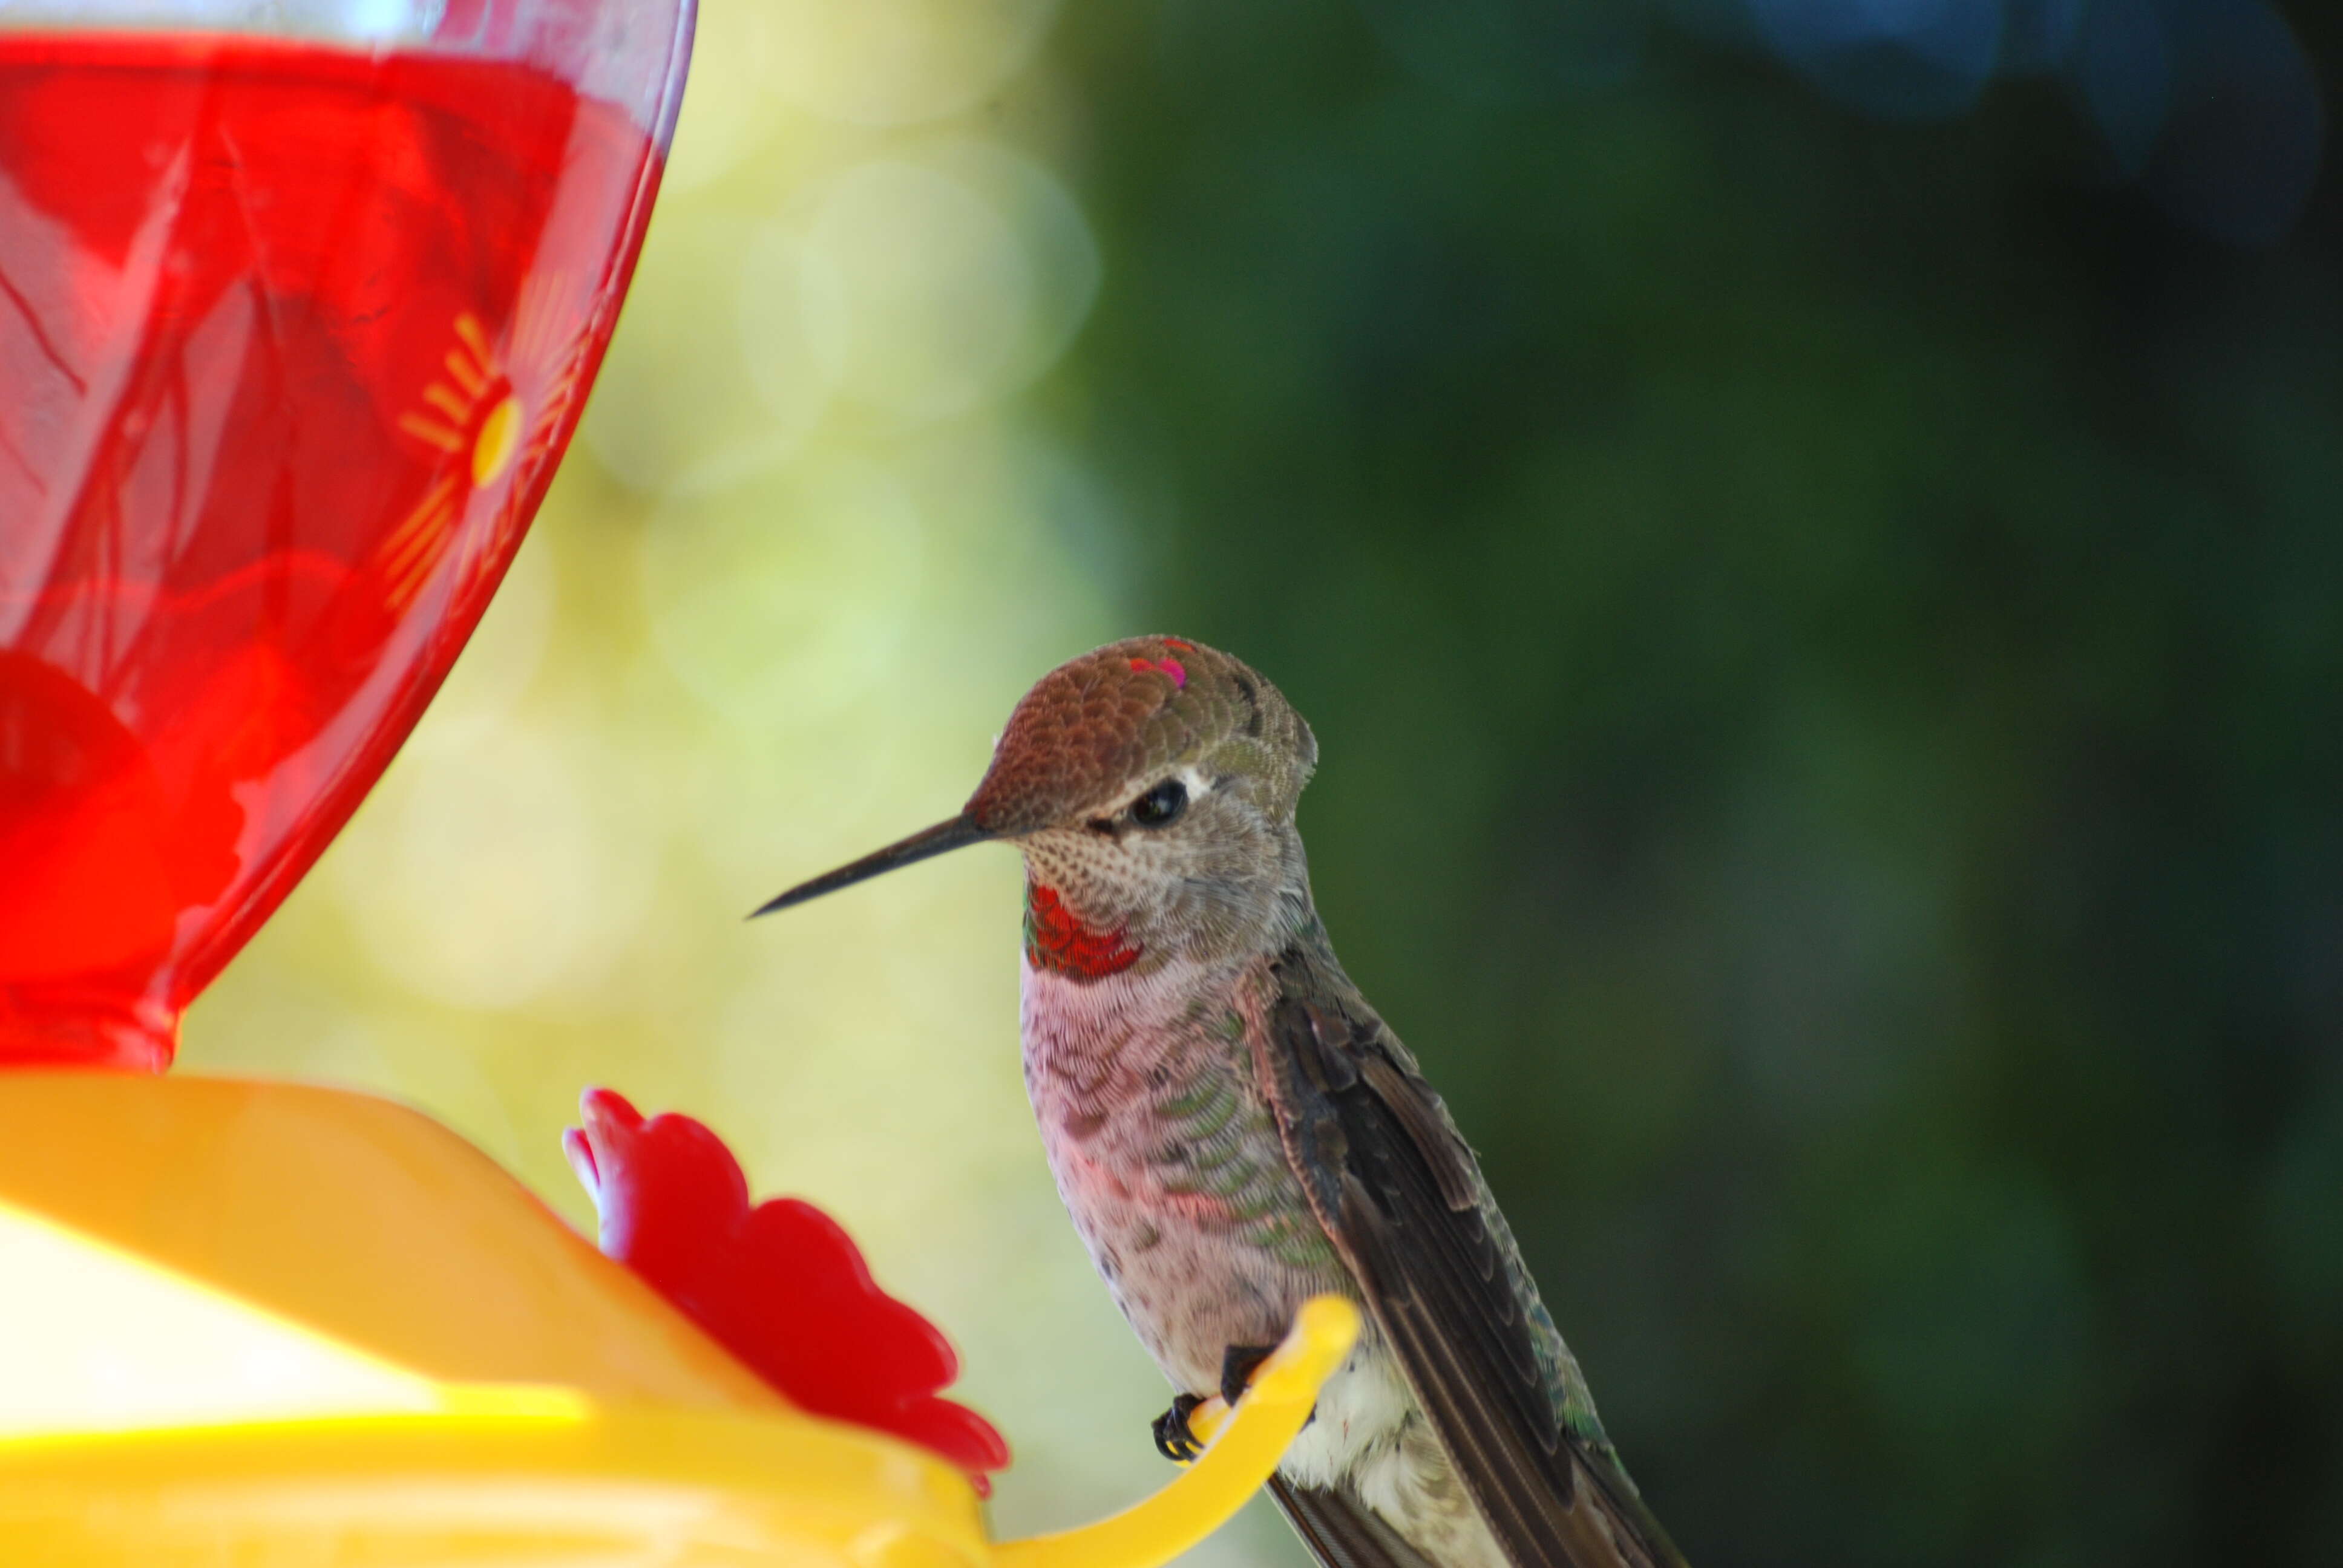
750, 812, 996, 918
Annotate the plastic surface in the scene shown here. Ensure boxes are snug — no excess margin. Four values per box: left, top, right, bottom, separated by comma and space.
0, 1, 694, 1068
0, 1408, 991, 1568
0, 1074, 786, 1410
0, 1074, 1360, 1567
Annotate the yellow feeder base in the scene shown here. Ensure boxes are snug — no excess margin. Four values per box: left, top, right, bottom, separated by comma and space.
0, 1073, 1358, 1568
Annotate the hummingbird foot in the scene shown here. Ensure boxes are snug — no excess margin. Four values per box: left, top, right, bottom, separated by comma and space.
1151, 1340, 1291, 1463
1150, 1342, 1311, 1463
1152, 1393, 1210, 1462
1219, 1342, 1279, 1407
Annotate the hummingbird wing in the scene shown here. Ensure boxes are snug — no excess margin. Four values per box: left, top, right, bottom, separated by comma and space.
1269, 1474, 1438, 1568
1257, 944, 1688, 1568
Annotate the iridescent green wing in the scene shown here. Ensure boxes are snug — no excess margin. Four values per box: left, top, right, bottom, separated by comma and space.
1256, 942, 1689, 1568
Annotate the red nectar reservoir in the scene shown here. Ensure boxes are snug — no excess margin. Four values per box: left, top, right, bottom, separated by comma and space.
0, 7, 693, 1067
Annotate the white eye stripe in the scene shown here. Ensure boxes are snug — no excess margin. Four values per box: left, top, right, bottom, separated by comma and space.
1112, 765, 1213, 818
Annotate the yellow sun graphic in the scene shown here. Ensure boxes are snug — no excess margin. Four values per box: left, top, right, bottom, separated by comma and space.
379, 275, 597, 610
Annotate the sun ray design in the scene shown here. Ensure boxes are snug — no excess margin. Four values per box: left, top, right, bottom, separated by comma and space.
396, 413, 464, 454
505, 271, 597, 483
442, 349, 487, 398
378, 279, 597, 612
377, 475, 462, 599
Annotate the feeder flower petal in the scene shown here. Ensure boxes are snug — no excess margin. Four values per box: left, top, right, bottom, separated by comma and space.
565, 1088, 1011, 1492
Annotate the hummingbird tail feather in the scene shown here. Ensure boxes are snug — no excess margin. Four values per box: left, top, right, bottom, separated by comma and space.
1269, 1476, 1439, 1568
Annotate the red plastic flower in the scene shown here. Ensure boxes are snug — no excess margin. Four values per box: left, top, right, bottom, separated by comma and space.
563, 1088, 1011, 1494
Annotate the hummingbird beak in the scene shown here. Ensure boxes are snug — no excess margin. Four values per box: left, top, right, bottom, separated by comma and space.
749, 812, 997, 918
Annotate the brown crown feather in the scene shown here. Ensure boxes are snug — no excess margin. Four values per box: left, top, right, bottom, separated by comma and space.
965, 636, 1309, 833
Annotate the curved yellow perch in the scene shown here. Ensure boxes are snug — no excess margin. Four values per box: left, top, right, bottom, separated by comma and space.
994, 1295, 1360, 1568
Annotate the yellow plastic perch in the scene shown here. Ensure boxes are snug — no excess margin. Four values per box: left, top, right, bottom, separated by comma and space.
0, 1073, 1359, 1567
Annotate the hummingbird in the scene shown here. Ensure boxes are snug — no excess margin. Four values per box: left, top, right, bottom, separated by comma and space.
756, 637, 1686, 1568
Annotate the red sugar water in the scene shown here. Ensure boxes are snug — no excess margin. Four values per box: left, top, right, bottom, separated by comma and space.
0, 32, 663, 1066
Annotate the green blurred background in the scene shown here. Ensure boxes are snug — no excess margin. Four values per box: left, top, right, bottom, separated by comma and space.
187, 2, 2343, 1565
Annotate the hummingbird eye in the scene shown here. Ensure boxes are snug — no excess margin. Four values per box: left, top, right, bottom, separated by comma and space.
1129, 779, 1188, 828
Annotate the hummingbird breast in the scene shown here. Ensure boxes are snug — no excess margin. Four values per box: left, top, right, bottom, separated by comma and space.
1018, 952, 1351, 1396
1018, 950, 1517, 1568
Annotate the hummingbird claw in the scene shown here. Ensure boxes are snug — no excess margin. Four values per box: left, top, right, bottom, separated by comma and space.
1152, 1393, 1208, 1462
1147, 1339, 1287, 1463
1218, 1342, 1278, 1408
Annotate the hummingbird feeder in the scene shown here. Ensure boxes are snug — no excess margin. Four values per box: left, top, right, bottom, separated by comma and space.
0, 4, 1357, 1562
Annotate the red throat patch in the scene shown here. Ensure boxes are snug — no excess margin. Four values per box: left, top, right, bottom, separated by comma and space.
1023, 883, 1141, 979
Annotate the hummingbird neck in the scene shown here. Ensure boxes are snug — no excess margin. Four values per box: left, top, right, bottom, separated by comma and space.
1024, 881, 1144, 979
1017, 818, 1316, 980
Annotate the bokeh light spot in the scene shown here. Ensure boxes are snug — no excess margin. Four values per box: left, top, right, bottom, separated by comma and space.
639, 459, 927, 728
657, 0, 790, 192
754, 0, 1063, 128
810, 160, 1032, 420
332, 723, 655, 1012
804, 143, 1099, 422
2074, 0, 2172, 174
2139, 0, 2325, 246
1997, 0, 2086, 73
1749, 0, 2004, 120
741, 222, 852, 443
582, 207, 844, 494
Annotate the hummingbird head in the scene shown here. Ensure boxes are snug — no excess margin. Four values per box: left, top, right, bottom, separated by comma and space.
756, 636, 1319, 972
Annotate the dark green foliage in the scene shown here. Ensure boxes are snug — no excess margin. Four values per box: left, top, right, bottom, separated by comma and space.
1047, 4, 2343, 1563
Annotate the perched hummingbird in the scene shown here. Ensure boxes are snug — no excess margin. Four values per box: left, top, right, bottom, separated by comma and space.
756, 638, 1685, 1568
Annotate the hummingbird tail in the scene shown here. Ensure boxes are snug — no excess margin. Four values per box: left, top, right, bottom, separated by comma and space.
1268, 1476, 1437, 1568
